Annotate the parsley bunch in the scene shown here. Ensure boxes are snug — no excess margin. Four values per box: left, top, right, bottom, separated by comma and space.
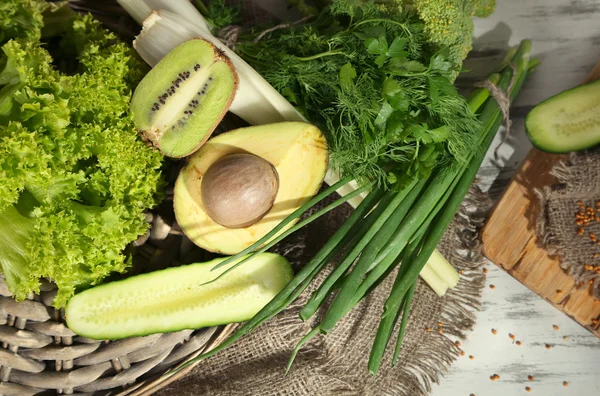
234, 0, 479, 186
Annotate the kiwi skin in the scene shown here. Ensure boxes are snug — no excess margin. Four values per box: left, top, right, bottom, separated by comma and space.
131, 39, 239, 158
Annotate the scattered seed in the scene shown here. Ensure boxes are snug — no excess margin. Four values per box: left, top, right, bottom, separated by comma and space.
460, 350, 465, 356
556, 289, 562, 295
489, 284, 496, 289
490, 374, 500, 381
455, 341, 461, 347
483, 268, 488, 274
577, 228, 585, 235
491, 328, 497, 335
439, 329, 444, 334
426, 327, 432, 332
469, 355, 474, 360
563, 381, 569, 387
563, 336, 569, 341
545, 344, 552, 349
525, 386, 531, 392
459, 270, 465, 274
553, 325, 559, 331
470, 394, 475, 396
438, 322, 444, 327
528, 375, 534, 381
516, 340, 522, 346
509, 333, 515, 340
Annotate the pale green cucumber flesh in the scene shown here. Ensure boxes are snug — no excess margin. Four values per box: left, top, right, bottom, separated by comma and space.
526, 79, 600, 153
65, 253, 292, 340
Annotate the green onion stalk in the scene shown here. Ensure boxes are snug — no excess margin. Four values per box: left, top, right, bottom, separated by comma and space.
170, 39, 536, 376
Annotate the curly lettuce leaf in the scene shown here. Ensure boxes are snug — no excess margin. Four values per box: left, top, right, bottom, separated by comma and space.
0, 11, 163, 307
0, 0, 47, 46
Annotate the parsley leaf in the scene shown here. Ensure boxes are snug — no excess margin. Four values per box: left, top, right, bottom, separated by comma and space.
234, 0, 479, 185
339, 62, 357, 91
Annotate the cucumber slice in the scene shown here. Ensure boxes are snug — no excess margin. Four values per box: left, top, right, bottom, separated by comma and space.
65, 253, 292, 340
526, 79, 600, 153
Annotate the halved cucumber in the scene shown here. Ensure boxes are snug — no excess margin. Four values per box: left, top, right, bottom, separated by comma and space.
526, 79, 600, 153
65, 253, 292, 340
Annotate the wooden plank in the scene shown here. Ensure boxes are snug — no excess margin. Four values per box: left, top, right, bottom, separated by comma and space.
482, 62, 600, 337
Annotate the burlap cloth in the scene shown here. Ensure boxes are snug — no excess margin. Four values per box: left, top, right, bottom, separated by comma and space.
157, 186, 490, 396
536, 149, 600, 300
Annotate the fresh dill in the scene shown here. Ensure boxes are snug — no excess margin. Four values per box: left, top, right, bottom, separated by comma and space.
229, 0, 480, 186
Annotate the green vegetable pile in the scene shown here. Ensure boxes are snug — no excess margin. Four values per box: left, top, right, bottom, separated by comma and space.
0, 0, 164, 307
229, 0, 483, 185
184, 0, 535, 375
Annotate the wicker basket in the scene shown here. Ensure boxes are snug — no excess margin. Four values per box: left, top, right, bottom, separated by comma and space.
0, 203, 237, 396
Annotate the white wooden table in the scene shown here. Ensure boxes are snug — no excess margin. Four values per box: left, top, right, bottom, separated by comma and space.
432, 1, 600, 395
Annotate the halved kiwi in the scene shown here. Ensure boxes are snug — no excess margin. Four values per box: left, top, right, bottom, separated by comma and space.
131, 39, 238, 158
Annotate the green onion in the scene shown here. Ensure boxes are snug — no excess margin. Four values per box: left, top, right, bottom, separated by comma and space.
368, 238, 421, 375
364, 40, 533, 375
170, 40, 534, 377
300, 177, 426, 321
392, 281, 417, 367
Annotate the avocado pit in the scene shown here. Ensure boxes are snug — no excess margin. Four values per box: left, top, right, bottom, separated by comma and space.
201, 153, 279, 228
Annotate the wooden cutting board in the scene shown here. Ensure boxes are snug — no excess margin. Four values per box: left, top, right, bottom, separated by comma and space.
481, 62, 600, 337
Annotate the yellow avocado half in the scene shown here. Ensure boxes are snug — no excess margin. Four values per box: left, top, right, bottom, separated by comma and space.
174, 121, 329, 255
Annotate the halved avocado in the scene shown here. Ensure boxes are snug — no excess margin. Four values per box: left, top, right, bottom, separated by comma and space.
174, 122, 328, 254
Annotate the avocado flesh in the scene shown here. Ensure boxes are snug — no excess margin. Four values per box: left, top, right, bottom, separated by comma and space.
174, 122, 328, 254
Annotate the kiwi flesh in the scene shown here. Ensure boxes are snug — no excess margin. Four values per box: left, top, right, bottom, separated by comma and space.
131, 39, 238, 158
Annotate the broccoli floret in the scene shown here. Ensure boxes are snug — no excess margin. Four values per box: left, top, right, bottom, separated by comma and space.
408, 0, 496, 77
474, 0, 497, 18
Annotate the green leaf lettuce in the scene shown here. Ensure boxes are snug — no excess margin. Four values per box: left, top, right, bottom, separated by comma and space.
0, 8, 164, 307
